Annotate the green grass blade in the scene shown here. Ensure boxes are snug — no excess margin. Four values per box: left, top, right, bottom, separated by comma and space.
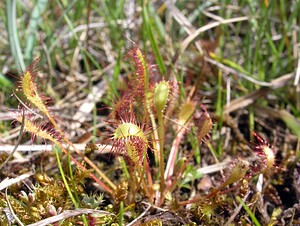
147, 3, 165, 39
6, 0, 25, 70
237, 196, 261, 226
110, 48, 122, 97
119, 201, 124, 226
142, 1, 166, 74
279, 110, 300, 138
24, 0, 48, 64
53, 145, 78, 207
67, 149, 88, 225
54, 0, 78, 40
0, 73, 12, 90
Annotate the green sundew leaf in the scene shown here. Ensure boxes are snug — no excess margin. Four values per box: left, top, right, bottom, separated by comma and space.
178, 101, 195, 127
154, 81, 170, 113
222, 159, 249, 188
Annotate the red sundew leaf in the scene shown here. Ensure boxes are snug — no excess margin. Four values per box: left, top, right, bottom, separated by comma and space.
251, 132, 276, 172
112, 122, 149, 167
196, 104, 213, 142
127, 47, 149, 95
17, 58, 53, 120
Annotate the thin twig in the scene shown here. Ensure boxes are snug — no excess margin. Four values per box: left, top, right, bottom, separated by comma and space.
5, 188, 25, 226
179, 16, 249, 56
204, 57, 273, 87
27, 209, 114, 226
294, 45, 300, 85
0, 173, 34, 191
0, 109, 25, 170
127, 202, 152, 226
0, 144, 112, 153
223, 73, 294, 114
224, 191, 251, 226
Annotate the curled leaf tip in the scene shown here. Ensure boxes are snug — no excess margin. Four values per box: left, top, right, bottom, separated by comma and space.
112, 122, 148, 166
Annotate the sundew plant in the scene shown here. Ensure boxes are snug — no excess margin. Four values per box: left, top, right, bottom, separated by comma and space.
0, 1, 299, 225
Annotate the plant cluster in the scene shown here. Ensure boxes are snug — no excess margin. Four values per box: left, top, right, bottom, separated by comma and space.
0, 45, 286, 225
